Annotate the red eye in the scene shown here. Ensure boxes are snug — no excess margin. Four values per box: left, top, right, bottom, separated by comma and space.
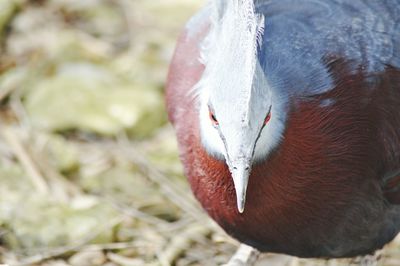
209, 110, 219, 125
264, 112, 271, 125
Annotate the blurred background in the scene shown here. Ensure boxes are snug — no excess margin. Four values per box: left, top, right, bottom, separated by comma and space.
0, 0, 399, 265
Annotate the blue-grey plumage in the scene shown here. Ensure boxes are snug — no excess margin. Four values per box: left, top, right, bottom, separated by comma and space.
256, 0, 400, 97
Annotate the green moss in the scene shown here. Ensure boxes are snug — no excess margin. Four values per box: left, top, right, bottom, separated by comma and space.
25, 63, 165, 138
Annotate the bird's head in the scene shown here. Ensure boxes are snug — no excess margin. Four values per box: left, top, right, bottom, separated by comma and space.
194, 0, 287, 213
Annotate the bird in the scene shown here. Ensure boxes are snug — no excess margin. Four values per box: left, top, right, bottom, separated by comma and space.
166, 0, 400, 261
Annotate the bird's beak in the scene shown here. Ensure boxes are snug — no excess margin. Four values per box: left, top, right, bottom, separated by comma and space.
228, 158, 251, 213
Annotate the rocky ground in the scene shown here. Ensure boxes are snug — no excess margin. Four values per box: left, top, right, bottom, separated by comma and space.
0, 0, 399, 265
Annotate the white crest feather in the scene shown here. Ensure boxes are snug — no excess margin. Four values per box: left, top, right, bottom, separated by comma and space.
194, 0, 287, 165
192, 0, 265, 110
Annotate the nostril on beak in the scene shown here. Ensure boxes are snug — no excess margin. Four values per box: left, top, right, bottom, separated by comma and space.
232, 165, 250, 171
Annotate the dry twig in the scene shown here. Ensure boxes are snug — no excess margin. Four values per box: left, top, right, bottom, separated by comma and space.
1, 126, 49, 194
115, 140, 208, 222
101, 194, 171, 227
157, 224, 211, 266
6, 217, 124, 266
107, 252, 151, 266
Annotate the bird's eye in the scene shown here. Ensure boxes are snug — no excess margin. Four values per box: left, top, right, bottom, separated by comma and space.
209, 110, 219, 125
264, 112, 271, 125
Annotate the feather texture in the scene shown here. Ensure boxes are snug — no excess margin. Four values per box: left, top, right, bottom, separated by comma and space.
193, 0, 265, 118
